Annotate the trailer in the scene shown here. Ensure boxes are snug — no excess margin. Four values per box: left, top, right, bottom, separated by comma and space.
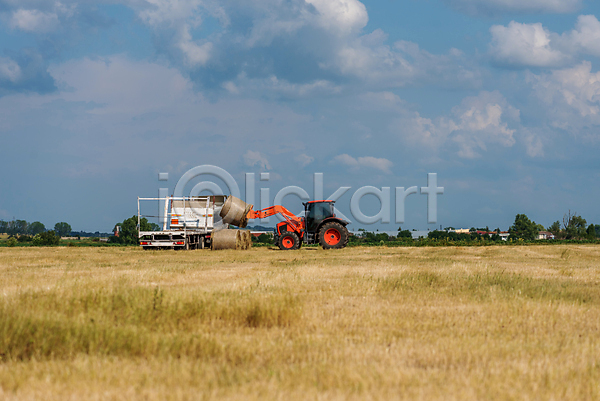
137, 195, 227, 250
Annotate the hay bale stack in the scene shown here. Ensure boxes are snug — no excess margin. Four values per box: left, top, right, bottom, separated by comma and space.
211, 229, 252, 250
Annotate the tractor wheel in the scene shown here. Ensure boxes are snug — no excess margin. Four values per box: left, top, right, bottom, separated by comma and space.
278, 231, 300, 250
318, 222, 348, 249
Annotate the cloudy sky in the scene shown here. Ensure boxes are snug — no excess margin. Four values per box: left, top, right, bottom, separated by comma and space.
1, 0, 600, 232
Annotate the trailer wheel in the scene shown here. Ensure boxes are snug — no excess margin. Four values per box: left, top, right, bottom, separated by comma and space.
318, 222, 348, 249
278, 232, 300, 250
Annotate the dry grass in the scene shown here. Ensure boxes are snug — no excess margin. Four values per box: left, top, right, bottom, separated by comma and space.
0, 245, 599, 400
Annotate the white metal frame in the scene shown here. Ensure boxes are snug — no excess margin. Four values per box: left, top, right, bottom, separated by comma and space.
137, 196, 217, 238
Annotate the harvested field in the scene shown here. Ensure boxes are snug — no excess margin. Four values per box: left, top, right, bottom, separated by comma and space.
0, 245, 599, 400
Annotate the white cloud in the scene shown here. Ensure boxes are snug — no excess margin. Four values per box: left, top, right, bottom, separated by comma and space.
325, 30, 480, 88
563, 15, 600, 57
294, 153, 314, 167
244, 75, 342, 98
305, 0, 368, 35
529, 62, 600, 131
489, 16, 600, 69
217, 73, 341, 98
0, 57, 22, 83
125, 0, 479, 93
10, 9, 60, 32
332, 154, 392, 173
522, 129, 544, 157
177, 25, 212, 67
394, 91, 520, 158
222, 81, 239, 94
137, 0, 205, 27
243, 0, 368, 46
446, 0, 581, 16
1, 56, 313, 177
243, 150, 271, 170
404, 113, 454, 150
550, 63, 600, 117
452, 101, 517, 158
489, 22, 567, 68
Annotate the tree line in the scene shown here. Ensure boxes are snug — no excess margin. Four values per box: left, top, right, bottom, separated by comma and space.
0, 219, 72, 237
509, 211, 598, 240
1, 219, 73, 247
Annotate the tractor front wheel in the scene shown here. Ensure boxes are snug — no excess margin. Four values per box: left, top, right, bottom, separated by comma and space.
278, 231, 300, 250
318, 222, 349, 249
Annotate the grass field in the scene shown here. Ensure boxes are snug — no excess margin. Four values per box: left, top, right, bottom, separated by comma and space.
0, 245, 598, 400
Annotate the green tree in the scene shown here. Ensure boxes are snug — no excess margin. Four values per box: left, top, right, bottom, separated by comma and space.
548, 221, 561, 236
397, 229, 412, 238
54, 222, 72, 237
32, 231, 60, 246
509, 214, 539, 240
586, 224, 597, 238
594, 224, 600, 238
8, 220, 29, 235
562, 211, 587, 239
17, 235, 32, 243
111, 216, 155, 245
28, 221, 46, 235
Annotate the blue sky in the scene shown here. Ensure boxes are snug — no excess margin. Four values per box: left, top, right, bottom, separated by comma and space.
1, 0, 600, 232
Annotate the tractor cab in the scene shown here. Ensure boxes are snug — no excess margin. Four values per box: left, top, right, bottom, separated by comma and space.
303, 200, 335, 233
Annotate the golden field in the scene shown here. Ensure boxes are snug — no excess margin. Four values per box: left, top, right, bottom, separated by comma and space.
0, 245, 598, 400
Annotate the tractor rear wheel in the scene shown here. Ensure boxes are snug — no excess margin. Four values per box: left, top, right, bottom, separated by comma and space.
278, 231, 300, 250
318, 222, 348, 249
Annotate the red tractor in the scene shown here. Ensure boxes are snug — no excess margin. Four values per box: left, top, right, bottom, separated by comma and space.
247, 200, 350, 250
220, 196, 350, 250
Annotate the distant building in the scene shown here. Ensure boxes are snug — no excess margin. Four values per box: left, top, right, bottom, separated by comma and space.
537, 231, 555, 240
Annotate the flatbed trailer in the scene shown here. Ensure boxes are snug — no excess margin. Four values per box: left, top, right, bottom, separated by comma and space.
137, 195, 227, 250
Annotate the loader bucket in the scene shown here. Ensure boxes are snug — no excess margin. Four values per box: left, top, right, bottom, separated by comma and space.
220, 195, 253, 228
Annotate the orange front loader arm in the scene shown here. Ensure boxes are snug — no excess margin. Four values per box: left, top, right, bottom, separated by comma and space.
247, 205, 304, 232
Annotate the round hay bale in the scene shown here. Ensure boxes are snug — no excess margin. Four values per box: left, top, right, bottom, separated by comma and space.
211, 229, 240, 250
244, 230, 252, 249
239, 230, 252, 250
220, 196, 253, 228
